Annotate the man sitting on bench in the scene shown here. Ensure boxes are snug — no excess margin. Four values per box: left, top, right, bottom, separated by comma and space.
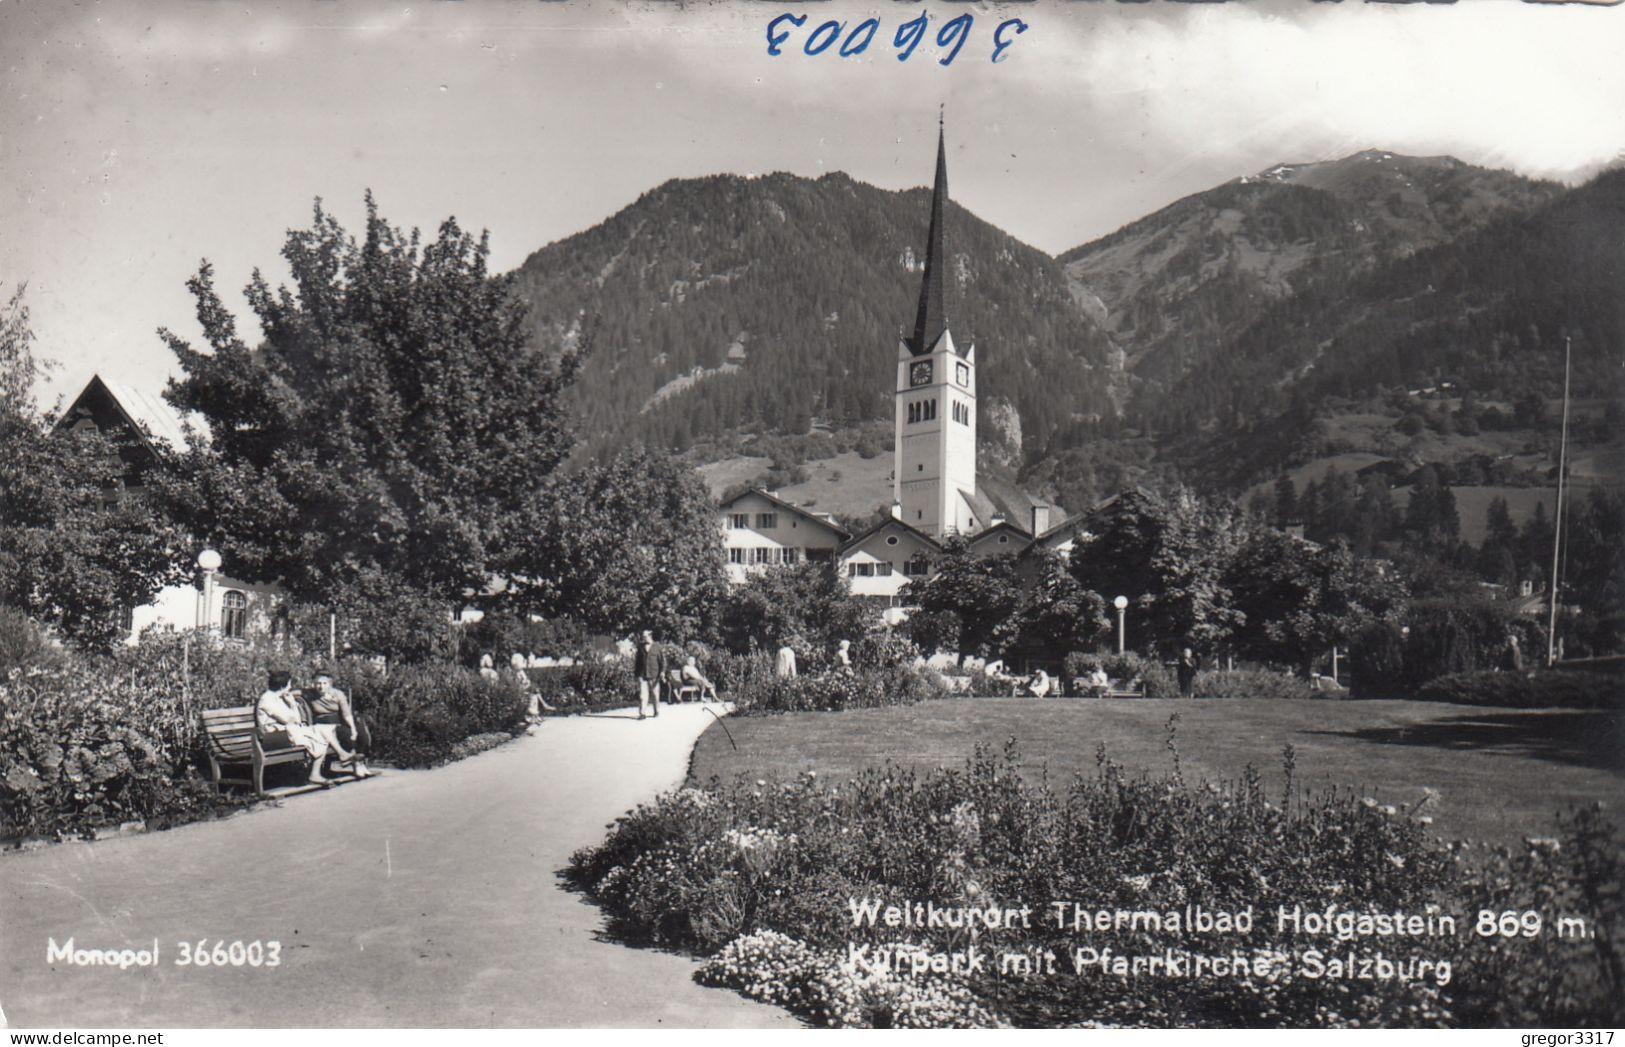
256, 670, 355, 786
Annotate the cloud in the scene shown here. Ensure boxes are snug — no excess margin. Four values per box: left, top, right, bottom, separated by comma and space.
1011, 1, 1625, 178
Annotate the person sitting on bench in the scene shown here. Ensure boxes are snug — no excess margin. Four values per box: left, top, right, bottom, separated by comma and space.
306, 669, 374, 778
681, 655, 719, 702
255, 670, 355, 786
1087, 664, 1110, 698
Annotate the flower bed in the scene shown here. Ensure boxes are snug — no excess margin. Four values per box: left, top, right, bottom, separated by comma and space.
526, 659, 637, 714
729, 664, 947, 716
2, 632, 530, 843
569, 741, 1622, 1028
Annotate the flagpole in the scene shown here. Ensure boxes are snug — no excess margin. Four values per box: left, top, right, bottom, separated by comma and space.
1546, 335, 1571, 667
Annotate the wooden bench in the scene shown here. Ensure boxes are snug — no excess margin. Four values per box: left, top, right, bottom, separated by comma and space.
201, 705, 309, 796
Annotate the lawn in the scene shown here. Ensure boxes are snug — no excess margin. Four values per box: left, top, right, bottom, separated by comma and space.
691, 698, 1624, 848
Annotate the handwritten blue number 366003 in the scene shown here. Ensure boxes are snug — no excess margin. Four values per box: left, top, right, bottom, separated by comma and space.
767, 13, 1030, 65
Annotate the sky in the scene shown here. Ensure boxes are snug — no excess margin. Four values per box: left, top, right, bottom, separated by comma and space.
3, 0, 1623, 409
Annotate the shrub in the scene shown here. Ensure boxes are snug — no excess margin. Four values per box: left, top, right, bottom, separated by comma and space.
0, 664, 241, 841
1403, 599, 1534, 684
108, 629, 298, 755
1193, 668, 1314, 701
527, 659, 637, 714
0, 607, 64, 674
1097, 652, 1176, 698
1352, 603, 1546, 697
729, 664, 946, 716
1416, 670, 1622, 709
851, 629, 919, 672
346, 660, 528, 767
1350, 619, 1407, 698
571, 745, 1623, 1028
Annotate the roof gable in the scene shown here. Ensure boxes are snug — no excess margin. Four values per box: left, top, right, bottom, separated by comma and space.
55, 375, 192, 453
719, 488, 851, 541
968, 519, 1033, 550
841, 515, 943, 556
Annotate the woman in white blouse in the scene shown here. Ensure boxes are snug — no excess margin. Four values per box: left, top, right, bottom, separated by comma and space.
255, 670, 354, 786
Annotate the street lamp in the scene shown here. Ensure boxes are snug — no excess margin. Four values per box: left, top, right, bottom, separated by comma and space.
1113, 595, 1129, 655
196, 548, 222, 632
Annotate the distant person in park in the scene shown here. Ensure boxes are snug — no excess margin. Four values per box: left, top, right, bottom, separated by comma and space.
256, 670, 353, 786
1177, 648, 1199, 698
307, 669, 374, 778
634, 630, 665, 719
478, 653, 499, 680
1088, 664, 1110, 697
1026, 668, 1052, 698
834, 639, 853, 672
1502, 633, 1525, 673
681, 655, 719, 702
510, 652, 555, 718
776, 643, 799, 679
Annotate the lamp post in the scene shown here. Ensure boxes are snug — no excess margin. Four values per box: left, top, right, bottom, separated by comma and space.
1113, 595, 1129, 655
196, 549, 222, 633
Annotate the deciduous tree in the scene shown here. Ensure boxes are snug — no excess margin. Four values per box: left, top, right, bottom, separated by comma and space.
157, 195, 583, 609
901, 540, 1023, 661
1, 284, 187, 649
504, 448, 726, 642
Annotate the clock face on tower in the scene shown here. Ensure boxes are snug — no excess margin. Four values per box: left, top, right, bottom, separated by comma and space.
910, 361, 933, 387
956, 362, 969, 387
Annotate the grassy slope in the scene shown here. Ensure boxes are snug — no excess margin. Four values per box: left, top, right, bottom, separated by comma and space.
692, 698, 1624, 848
770, 450, 896, 518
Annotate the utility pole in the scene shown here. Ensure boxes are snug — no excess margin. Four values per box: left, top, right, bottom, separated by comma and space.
1547, 335, 1571, 667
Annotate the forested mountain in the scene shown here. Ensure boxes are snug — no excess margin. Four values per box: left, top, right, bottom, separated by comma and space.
509, 172, 1117, 462
1059, 151, 1561, 394
504, 154, 1619, 504
1160, 167, 1625, 488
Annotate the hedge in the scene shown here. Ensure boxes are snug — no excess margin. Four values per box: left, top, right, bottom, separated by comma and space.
1415, 670, 1622, 710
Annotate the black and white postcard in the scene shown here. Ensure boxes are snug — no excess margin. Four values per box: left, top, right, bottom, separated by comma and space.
2, 0, 1622, 1034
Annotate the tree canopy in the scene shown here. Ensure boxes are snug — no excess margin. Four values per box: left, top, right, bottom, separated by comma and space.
502, 448, 727, 641
901, 539, 1025, 661
1226, 530, 1407, 674
717, 560, 874, 656
1067, 488, 1244, 652
158, 195, 583, 608
1, 284, 187, 649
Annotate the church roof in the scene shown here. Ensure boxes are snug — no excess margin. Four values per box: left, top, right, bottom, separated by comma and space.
907, 119, 951, 357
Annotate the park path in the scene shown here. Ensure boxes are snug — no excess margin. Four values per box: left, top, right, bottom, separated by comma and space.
1, 704, 798, 1028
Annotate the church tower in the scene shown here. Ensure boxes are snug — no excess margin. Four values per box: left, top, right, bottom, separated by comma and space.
894, 119, 977, 538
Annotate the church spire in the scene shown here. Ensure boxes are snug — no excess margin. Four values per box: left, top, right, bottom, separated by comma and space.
909, 113, 950, 356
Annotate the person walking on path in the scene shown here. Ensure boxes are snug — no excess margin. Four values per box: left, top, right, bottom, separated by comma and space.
634, 630, 666, 719
1176, 647, 1199, 699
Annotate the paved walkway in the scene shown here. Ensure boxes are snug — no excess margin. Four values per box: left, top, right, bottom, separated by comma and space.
1, 704, 798, 1028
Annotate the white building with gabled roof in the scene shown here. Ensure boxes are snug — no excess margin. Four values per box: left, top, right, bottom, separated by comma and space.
718, 488, 850, 584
